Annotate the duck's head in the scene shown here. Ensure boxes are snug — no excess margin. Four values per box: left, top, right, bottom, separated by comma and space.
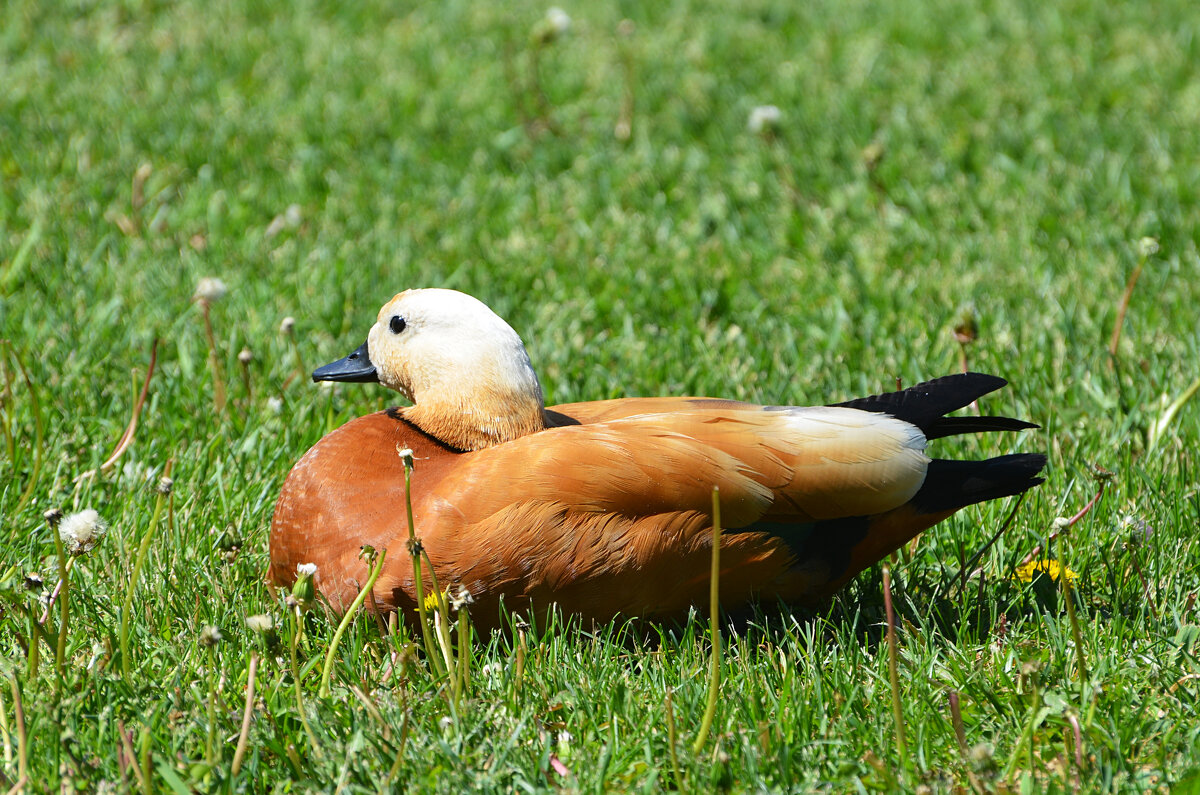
313, 288, 545, 451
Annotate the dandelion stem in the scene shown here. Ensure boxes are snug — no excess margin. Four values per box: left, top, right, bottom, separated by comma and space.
289, 608, 323, 759
1108, 257, 1146, 359
0, 353, 16, 463
883, 561, 909, 774
205, 648, 218, 765
199, 300, 227, 415
138, 724, 152, 795
420, 547, 458, 688
0, 677, 10, 767
692, 486, 723, 754
231, 652, 259, 778
320, 549, 387, 697
455, 608, 471, 707
948, 691, 985, 793
9, 675, 27, 786
49, 512, 70, 684
99, 339, 157, 472
402, 455, 444, 677
283, 322, 307, 384
26, 608, 42, 678
38, 557, 78, 625
1054, 537, 1089, 689
121, 460, 173, 680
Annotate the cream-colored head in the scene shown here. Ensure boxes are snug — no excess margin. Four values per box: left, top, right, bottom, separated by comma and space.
325, 288, 545, 451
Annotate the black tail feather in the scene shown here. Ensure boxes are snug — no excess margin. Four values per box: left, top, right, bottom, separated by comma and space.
911, 454, 1047, 515
830, 372, 1040, 440
923, 415, 1041, 440
831, 372, 1005, 430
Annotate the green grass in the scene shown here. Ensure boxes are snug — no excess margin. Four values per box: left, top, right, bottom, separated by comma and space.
3, 0, 1200, 790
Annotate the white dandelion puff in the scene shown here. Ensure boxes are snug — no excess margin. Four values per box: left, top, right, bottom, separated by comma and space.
58, 509, 108, 556
747, 104, 782, 134
193, 277, 228, 302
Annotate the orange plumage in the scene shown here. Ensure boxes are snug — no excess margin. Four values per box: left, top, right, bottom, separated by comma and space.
268, 289, 1044, 630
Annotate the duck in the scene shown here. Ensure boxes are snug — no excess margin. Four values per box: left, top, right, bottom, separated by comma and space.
268, 288, 1045, 631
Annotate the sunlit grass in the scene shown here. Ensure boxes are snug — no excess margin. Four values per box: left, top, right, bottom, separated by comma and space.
2, 0, 1200, 791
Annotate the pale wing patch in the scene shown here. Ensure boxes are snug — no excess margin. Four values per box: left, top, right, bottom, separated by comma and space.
766, 406, 929, 518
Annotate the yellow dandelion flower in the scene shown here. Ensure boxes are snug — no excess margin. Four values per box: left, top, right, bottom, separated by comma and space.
1013, 559, 1078, 585
423, 589, 448, 612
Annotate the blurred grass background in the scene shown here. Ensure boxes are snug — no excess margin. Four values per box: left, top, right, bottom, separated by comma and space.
2, 0, 1199, 791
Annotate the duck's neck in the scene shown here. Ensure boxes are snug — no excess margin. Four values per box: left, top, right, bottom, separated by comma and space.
402, 389, 546, 451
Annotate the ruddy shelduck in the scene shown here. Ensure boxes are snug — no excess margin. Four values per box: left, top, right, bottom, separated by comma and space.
269, 288, 1045, 629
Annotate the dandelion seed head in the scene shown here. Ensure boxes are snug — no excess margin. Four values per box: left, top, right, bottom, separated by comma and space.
1137, 236, 1160, 258
533, 6, 571, 44
546, 7, 570, 35
246, 614, 274, 633
194, 277, 228, 303
238, 348, 253, 365
58, 509, 108, 556
747, 104, 782, 134
199, 625, 223, 647
450, 585, 474, 611
267, 396, 284, 414
296, 562, 318, 577
280, 316, 296, 334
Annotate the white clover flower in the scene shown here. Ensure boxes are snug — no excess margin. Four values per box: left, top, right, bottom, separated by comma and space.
747, 104, 782, 134
58, 509, 108, 556
194, 277, 228, 302
296, 562, 318, 577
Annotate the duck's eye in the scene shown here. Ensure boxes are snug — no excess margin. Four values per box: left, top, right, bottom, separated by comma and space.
389, 315, 406, 334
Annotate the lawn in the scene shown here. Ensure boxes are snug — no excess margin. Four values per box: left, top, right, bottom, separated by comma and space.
2, 0, 1199, 791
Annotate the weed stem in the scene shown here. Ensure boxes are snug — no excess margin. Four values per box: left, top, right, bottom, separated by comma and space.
692, 487, 723, 754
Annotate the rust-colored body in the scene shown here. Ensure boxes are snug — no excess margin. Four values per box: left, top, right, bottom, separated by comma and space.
269, 387, 1038, 631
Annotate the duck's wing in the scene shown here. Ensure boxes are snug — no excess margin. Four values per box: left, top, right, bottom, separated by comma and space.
393, 406, 928, 621
442, 406, 930, 529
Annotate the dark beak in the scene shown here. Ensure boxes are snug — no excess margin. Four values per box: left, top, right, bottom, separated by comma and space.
312, 340, 378, 383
